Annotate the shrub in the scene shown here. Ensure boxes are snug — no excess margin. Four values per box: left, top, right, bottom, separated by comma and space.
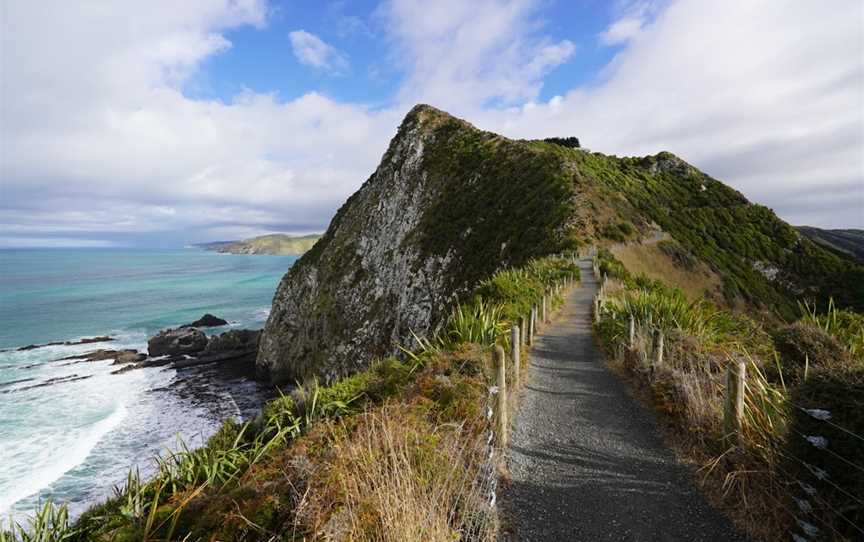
799, 299, 864, 363
773, 322, 850, 383
601, 222, 634, 242
658, 240, 698, 270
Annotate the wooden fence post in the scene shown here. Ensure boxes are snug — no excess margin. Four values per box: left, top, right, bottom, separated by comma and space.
594, 296, 600, 323
511, 325, 520, 388
541, 296, 547, 324
652, 329, 664, 365
628, 315, 635, 349
495, 345, 508, 448
724, 360, 746, 447
528, 308, 536, 345
520, 315, 527, 346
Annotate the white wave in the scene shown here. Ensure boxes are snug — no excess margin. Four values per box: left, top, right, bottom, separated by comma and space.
252, 307, 271, 321
0, 402, 127, 514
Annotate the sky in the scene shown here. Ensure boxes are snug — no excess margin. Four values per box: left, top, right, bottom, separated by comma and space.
1, 0, 862, 248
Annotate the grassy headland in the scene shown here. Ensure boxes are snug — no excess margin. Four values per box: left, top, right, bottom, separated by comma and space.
201, 234, 322, 256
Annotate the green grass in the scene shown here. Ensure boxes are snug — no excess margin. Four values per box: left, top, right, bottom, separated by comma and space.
1, 502, 73, 542
799, 298, 864, 363
574, 151, 864, 317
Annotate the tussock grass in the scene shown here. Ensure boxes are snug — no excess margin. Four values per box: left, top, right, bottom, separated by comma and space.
0, 502, 71, 542
309, 404, 493, 542
445, 299, 507, 348
800, 298, 864, 363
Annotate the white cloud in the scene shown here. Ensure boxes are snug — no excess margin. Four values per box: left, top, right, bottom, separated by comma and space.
474, 0, 864, 228
1, 0, 861, 250
289, 30, 349, 74
1, 2, 397, 245
599, 1, 661, 46
378, 0, 575, 112
599, 17, 646, 46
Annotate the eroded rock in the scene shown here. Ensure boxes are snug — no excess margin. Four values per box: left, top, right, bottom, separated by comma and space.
148, 328, 208, 357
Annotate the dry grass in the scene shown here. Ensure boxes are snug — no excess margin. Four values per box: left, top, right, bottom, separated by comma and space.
612, 243, 722, 302
307, 403, 495, 542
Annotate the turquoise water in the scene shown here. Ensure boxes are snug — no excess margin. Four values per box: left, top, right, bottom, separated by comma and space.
0, 249, 295, 518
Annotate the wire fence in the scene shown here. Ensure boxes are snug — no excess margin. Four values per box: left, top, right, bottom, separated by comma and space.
590, 251, 864, 541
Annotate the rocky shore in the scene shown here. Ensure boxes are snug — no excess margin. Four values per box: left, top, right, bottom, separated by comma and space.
45, 315, 263, 379
32, 314, 279, 421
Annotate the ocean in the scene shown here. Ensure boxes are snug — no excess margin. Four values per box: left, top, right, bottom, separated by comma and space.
0, 248, 296, 519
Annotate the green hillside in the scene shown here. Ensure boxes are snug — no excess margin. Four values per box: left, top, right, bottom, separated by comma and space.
559, 148, 864, 317
797, 226, 864, 263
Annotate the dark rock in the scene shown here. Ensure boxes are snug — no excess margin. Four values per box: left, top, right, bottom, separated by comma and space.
181, 314, 229, 328
19, 374, 92, 391
148, 328, 208, 357
112, 350, 147, 364
175, 329, 261, 368
18, 336, 114, 351
203, 329, 260, 356
58, 349, 144, 363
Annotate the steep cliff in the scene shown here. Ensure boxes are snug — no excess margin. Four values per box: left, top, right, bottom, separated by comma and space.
257, 105, 864, 383
257, 105, 589, 382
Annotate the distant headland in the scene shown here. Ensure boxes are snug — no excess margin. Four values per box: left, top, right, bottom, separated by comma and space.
195, 233, 322, 256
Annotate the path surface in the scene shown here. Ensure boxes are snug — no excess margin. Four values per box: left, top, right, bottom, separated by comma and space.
500, 258, 746, 541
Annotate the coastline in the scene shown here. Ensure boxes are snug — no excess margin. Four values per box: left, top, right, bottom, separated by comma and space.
1, 323, 277, 520
0, 249, 295, 520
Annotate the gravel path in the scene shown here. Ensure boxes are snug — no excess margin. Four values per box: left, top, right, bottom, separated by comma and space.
499, 258, 747, 541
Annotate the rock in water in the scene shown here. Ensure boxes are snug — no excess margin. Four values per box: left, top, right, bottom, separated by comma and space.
181, 314, 228, 328
257, 105, 580, 383
148, 328, 208, 357
202, 329, 260, 358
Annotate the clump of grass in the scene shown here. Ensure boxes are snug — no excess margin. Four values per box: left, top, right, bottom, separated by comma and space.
0, 502, 73, 542
445, 299, 507, 348
799, 298, 864, 363
307, 403, 493, 542
475, 255, 579, 323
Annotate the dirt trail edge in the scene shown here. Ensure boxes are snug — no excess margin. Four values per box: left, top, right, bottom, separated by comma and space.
499, 257, 747, 542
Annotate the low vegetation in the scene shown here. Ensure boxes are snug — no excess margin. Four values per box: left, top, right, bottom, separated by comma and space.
592, 249, 863, 541
2, 256, 578, 542
573, 151, 864, 316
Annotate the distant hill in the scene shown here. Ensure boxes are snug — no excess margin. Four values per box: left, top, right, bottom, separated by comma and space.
198, 234, 322, 255
797, 227, 864, 263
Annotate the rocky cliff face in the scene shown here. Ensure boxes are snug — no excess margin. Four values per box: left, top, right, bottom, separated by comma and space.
256, 105, 584, 383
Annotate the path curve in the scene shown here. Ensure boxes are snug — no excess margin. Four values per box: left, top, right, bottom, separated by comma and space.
499, 258, 747, 541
